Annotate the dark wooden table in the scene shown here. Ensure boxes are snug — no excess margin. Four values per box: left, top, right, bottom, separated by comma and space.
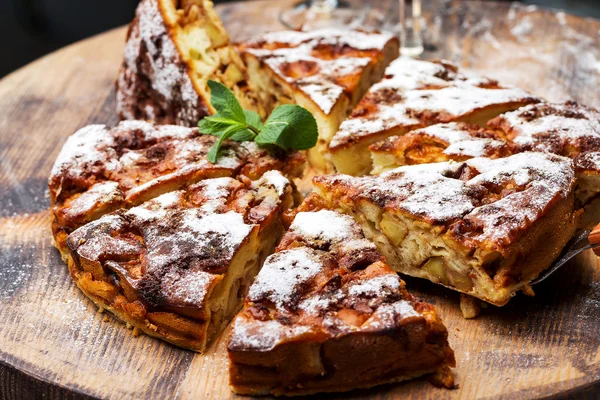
1, 1, 600, 399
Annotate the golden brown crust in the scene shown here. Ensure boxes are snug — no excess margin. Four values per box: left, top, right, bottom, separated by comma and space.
369, 122, 512, 174
116, 0, 261, 126
64, 172, 294, 352
49, 120, 304, 236
329, 58, 539, 176
313, 152, 579, 306
228, 208, 454, 396
238, 29, 399, 173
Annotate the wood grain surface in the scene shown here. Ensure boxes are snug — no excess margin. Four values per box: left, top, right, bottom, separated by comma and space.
1, 1, 600, 399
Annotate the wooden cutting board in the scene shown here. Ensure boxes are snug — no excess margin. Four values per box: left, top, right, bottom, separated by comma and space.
1, 1, 600, 399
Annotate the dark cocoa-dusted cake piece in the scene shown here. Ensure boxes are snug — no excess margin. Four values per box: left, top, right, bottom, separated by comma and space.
238, 29, 399, 172
370, 122, 512, 174
313, 152, 579, 310
228, 207, 455, 396
329, 57, 538, 176
49, 120, 304, 257
116, 0, 261, 126
66, 171, 294, 352
488, 101, 600, 227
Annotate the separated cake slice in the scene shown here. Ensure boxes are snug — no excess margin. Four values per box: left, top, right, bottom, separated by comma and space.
329, 58, 538, 176
116, 0, 261, 126
313, 152, 579, 308
238, 29, 399, 172
49, 120, 303, 259
228, 204, 455, 396
370, 122, 512, 174
488, 101, 600, 227
66, 172, 294, 352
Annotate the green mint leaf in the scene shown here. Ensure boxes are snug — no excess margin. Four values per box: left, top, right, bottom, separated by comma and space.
228, 128, 256, 142
244, 109, 263, 132
207, 80, 246, 123
255, 104, 318, 150
198, 113, 243, 134
207, 124, 246, 163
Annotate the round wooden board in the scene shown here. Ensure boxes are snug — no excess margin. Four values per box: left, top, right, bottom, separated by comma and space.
1, 1, 600, 399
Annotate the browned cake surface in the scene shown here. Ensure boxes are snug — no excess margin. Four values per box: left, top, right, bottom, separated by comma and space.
313, 152, 579, 306
228, 207, 455, 396
116, 0, 259, 126
488, 101, 600, 226
49, 120, 303, 255
238, 29, 399, 116
369, 122, 512, 174
328, 58, 538, 176
66, 171, 294, 351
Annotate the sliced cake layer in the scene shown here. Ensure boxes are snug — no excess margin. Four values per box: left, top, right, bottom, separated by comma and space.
49, 120, 303, 257
488, 101, 600, 226
238, 29, 399, 172
313, 152, 579, 307
329, 58, 538, 176
370, 122, 512, 174
66, 172, 294, 352
116, 0, 261, 126
228, 205, 455, 396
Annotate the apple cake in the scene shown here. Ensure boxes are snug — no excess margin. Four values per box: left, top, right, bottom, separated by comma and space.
228, 204, 455, 396
65, 171, 294, 351
328, 57, 538, 176
313, 152, 579, 307
49, 120, 304, 259
116, 0, 261, 126
370, 122, 512, 174
488, 101, 600, 227
238, 29, 399, 172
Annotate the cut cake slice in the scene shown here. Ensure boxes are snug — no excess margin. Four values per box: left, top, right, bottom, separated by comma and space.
238, 29, 399, 172
66, 172, 294, 351
313, 152, 579, 307
228, 203, 455, 396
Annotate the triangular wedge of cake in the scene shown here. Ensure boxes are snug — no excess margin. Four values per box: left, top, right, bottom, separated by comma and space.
66, 172, 293, 351
313, 152, 579, 311
238, 29, 399, 172
328, 57, 538, 176
228, 199, 455, 396
49, 120, 304, 259
488, 101, 600, 227
370, 122, 512, 174
116, 0, 261, 126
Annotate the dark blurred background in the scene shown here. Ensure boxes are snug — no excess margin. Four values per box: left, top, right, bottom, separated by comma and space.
1, 0, 599, 78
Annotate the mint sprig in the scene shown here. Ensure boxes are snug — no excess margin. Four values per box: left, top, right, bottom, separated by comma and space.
199, 80, 318, 163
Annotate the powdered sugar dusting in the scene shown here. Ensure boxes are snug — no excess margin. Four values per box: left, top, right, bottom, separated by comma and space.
416, 122, 507, 158
247, 248, 322, 310
290, 210, 356, 243
257, 28, 394, 52
247, 45, 371, 114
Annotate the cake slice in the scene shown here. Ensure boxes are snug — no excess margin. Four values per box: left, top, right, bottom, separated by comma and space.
329, 58, 538, 176
66, 172, 293, 352
370, 122, 512, 174
116, 0, 261, 126
228, 203, 455, 396
488, 101, 600, 227
49, 120, 304, 258
313, 152, 579, 308
238, 29, 399, 172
